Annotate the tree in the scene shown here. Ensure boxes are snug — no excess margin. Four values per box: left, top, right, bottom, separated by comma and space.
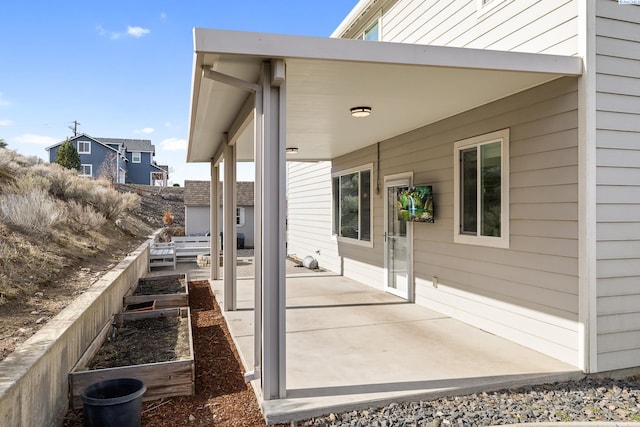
54, 138, 81, 171
0, 138, 6, 149
98, 152, 119, 184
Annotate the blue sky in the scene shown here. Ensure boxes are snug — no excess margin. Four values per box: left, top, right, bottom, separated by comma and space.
0, 1, 359, 184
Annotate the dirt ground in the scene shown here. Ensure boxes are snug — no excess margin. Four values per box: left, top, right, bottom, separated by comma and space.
0, 184, 186, 361
63, 281, 280, 427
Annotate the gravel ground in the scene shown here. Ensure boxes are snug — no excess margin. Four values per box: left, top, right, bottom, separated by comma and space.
296, 377, 640, 426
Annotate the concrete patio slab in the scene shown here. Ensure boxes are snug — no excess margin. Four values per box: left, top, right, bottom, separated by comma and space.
209, 269, 583, 424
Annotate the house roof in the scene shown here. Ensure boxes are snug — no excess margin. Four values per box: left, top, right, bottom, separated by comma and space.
45, 133, 119, 153
97, 138, 155, 153
184, 180, 254, 207
188, 28, 583, 163
45, 134, 155, 155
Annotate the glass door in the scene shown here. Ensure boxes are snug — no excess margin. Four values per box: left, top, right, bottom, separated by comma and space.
385, 176, 412, 300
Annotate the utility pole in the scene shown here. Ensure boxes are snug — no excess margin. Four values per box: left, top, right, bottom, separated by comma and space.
68, 120, 80, 136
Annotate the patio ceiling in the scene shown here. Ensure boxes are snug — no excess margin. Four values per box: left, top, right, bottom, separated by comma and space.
188, 29, 582, 163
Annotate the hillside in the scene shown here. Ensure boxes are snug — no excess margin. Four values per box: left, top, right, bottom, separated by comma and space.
0, 149, 186, 360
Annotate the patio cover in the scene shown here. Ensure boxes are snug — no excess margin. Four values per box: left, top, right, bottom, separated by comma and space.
187, 27, 583, 402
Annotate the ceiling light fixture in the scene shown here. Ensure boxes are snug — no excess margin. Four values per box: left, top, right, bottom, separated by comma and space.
286, 147, 299, 154
350, 106, 372, 118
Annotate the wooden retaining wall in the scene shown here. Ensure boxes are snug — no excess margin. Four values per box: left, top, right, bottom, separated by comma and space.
0, 239, 151, 427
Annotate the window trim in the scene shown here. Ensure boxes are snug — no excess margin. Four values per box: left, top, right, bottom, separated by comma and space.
80, 164, 92, 177
453, 129, 509, 248
331, 163, 374, 248
236, 207, 245, 227
362, 17, 381, 41
131, 152, 141, 163
77, 140, 91, 154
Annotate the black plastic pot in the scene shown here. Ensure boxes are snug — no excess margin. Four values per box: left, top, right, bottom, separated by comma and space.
81, 378, 146, 427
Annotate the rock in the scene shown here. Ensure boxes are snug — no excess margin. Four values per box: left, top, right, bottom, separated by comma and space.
34, 292, 44, 297
30, 310, 39, 315
35, 317, 46, 324
115, 217, 137, 236
188, 414, 196, 422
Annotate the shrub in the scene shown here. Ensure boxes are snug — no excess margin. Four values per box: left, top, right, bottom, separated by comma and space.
90, 186, 140, 220
0, 148, 20, 182
163, 210, 175, 226
66, 200, 106, 233
0, 190, 66, 235
7, 173, 51, 195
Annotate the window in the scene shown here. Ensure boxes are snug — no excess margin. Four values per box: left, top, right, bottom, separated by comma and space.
454, 129, 509, 248
77, 141, 90, 154
362, 19, 380, 41
332, 165, 372, 245
236, 207, 245, 227
132, 152, 141, 163
80, 164, 92, 177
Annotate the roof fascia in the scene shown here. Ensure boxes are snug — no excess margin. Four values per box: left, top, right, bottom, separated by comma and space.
193, 28, 583, 76
331, 0, 376, 38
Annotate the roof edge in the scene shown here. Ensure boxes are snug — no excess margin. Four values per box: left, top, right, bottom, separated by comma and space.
192, 28, 583, 76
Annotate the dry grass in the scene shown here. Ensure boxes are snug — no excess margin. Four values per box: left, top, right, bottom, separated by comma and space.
0, 149, 145, 306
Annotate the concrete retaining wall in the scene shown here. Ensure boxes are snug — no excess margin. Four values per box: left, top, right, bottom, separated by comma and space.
0, 240, 150, 427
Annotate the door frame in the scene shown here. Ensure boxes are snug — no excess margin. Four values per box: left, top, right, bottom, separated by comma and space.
384, 172, 414, 302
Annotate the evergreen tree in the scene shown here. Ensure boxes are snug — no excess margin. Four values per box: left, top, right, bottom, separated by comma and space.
54, 138, 81, 171
0, 138, 6, 149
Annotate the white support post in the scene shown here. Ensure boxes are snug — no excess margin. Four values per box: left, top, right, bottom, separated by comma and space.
223, 138, 237, 312
260, 60, 287, 400
210, 162, 220, 281
253, 79, 264, 379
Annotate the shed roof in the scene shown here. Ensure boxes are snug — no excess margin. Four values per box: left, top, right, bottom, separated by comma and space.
184, 180, 254, 207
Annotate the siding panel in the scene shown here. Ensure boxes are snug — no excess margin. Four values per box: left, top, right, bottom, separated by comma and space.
595, 0, 640, 371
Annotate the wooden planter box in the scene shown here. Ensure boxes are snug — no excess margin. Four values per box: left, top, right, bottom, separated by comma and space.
69, 308, 194, 409
123, 273, 188, 309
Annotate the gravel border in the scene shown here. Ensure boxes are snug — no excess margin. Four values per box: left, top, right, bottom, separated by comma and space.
297, 377, 640, 426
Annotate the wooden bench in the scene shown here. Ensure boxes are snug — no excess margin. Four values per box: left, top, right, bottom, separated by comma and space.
148, 242, 176, 271
171, 236, 211, 261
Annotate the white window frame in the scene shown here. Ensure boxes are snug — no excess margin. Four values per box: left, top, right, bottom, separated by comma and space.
453, 129, 509, 248
362, 17, 381, 41
131, 152, 141, 163
236, 207, 245, 227
331, 163, 373, 248
77, 140, 91, 154
80, 164, 92, 177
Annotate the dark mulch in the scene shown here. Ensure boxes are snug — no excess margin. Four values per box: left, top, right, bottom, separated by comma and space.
63, 280, 273, 426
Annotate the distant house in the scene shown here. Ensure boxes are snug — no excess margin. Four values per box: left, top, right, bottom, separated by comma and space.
46, 133, 168, 185
184, 180, 254, 248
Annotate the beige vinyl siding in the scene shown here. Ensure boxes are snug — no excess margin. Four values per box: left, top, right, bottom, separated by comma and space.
331, 77, 580, 365
594, 0, 640, 372
381, 0, 578, 55
287, 162, 341, 274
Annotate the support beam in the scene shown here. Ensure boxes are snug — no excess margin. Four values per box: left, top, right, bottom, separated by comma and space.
253, 79, 263, 380
223, 137, 237, 312
228, 93, 255, 146
210, 163, 220, 281
260, 60, 287, 400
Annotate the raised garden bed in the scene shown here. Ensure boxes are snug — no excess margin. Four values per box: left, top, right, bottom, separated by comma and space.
69, 308, 194, 409
123, 273, 188, 309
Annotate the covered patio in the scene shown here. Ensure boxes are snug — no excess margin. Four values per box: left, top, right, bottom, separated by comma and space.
187, 27, 584, 422
210, 269, 580, 424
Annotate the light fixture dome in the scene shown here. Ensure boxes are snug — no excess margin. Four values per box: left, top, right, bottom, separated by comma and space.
350, 106, 372, 118
285, 147, 299, 154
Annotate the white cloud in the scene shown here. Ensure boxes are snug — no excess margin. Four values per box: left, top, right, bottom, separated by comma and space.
160, 12, 167, 21
14, 134, 57, 145
0, 92, 10, 107
0, 119, 13, 126
96, 25, 150, 40
133, 127, 154, 134
127, 26, 150, 38
160, 138, 186, 151
164, 121, 171, 127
